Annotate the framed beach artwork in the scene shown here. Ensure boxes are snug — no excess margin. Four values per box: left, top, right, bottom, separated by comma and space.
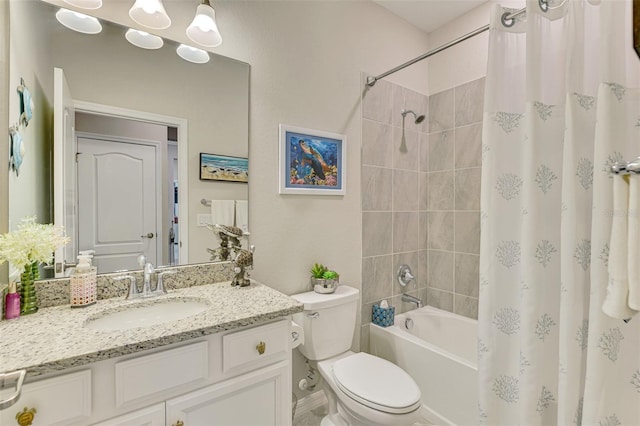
200, 153, 248, 183
278, 124, 346, 195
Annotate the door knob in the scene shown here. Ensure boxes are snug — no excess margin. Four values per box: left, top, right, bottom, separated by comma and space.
141, 232, 154, 239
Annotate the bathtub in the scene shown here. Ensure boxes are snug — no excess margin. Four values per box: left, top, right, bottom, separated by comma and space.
369, 306, 477, 426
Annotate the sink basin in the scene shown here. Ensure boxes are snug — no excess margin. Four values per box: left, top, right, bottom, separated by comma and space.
84, 298, 210, 331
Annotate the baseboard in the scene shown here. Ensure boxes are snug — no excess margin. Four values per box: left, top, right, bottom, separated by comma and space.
295, 390, 327, 417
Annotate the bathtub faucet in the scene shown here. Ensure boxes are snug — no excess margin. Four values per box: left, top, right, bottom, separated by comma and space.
401, 293, 423, 309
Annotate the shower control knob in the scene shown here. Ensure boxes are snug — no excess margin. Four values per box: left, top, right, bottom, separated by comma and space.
397, 264, 415, 287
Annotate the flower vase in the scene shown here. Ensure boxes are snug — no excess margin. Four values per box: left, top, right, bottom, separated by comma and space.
19, 261, 39, 315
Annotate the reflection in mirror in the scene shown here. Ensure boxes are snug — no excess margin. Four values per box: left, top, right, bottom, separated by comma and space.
8, 0, 249, 276
635, 0, 640, 59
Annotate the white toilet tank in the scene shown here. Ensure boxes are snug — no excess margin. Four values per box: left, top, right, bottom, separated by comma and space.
291, 286, 359, 361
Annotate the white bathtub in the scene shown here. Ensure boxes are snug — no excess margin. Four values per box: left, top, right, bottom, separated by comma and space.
369, 306, 478, 426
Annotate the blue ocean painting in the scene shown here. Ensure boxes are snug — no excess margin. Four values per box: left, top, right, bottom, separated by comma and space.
285, 131, 342, 189
200, 153, 248, 182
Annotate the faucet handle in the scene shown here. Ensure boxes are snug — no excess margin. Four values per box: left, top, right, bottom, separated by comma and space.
155, 270, 177, 295
137, 254, 147, 268
114, 275, 138, 299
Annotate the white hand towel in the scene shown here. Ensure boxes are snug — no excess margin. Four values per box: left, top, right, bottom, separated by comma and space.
602, 174, 637, 319
210, 200, 235, 226
235, 200, 249, 234
628, 174, 640, 311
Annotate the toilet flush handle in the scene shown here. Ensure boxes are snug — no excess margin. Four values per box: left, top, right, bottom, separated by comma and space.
306, 312, 320, 319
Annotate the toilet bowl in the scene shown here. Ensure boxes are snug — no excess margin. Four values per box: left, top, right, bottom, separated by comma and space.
291, 286, 423, 426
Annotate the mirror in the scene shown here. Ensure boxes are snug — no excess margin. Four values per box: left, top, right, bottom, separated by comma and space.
8, 0, 249, 275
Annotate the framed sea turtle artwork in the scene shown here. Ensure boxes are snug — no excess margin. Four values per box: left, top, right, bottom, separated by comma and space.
278, 124, 346, 195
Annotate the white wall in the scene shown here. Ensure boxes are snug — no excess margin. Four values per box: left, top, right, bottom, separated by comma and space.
8, 0, 54, 231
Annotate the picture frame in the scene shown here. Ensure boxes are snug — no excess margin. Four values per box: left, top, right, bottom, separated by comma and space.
278, 124, 346, 195
200, 153, 248, 183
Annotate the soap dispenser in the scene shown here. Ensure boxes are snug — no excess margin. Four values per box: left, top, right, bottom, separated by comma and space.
70, 250, 97, 308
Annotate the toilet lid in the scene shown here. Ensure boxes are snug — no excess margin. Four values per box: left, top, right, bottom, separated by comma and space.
332, 352, 421, 414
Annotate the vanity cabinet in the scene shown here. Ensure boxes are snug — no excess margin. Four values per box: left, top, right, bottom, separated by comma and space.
1, 319, 292, 426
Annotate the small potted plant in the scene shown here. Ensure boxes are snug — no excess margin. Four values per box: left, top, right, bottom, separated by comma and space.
310, 263, 340, 294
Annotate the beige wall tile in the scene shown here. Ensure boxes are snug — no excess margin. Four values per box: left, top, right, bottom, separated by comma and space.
428, 88, 454, 132
454, 167, 481, 211
427, 288, 454, 312
454, 295, 479, 319
362, 255, 393, 303
393, 212, 419, 252
455, 253, 479, 297
393, 127, 420, 171
362, 119, 393, 167
393, 169, 419, 212
428, 250, 454, 292
454, 211, 480, 254
363, 79, 393, 124
363, 212, 392, 257
428, 171, 454, 211
428, 211, 454, 251
428, 130, 454, 172
455, 123, 482, 169
454, 77, 485, 127
362, 166, 392, 211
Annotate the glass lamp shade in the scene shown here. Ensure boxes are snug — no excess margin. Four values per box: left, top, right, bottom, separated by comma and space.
129, 0, 171, 30
125, 29, 164, 49
186, 4, 222, 47
63, 0, 103, 9
176, 44, 210, 64
55, 8, 102, 34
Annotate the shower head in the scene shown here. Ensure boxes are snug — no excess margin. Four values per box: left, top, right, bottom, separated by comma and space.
401, 109, 425, 124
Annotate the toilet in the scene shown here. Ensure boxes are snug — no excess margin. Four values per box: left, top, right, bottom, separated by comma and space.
291, 286, 422, 426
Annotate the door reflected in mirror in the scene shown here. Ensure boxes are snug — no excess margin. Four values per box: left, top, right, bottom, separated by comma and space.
9, 0, 249, 276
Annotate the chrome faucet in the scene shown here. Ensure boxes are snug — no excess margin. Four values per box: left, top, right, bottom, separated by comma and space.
401, 293, 423, 309
139, 255, 155, 295
114, 255, 175, 300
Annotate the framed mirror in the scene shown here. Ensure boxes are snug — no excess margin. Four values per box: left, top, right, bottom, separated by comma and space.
8, 0, 249, 276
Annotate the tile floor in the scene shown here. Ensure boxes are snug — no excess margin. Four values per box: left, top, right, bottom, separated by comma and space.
292, 402, 432, 426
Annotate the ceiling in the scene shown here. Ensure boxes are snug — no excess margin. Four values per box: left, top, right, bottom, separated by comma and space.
373, 0, 489, 33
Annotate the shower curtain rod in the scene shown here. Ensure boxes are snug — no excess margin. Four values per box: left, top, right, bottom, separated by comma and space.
366, 7, 527, 87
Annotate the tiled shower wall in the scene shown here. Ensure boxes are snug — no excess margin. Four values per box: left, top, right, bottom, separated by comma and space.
360, 76, 484, 351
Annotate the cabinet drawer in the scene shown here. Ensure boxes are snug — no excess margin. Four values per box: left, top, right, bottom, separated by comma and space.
222, 320, 289, 372
0, 370, 91, 426
115, 341, 208, 407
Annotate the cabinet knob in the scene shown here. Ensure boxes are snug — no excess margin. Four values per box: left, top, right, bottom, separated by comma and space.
173, 421, 184, 426
256, 341, 266, 355
15, 407, 37, 426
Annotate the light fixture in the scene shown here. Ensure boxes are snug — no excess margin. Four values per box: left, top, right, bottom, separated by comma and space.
186, 0, 222, 47
129, 0, 171, 30
62, 0, 103, 9
176, 44, 210, 64
55, 8, 102, 34
125, 29, 164, 50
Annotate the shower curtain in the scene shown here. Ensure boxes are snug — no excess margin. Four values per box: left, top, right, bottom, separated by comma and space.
478, 0, 640, 424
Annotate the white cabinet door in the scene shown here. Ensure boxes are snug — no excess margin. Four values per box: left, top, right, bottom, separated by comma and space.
165, 361, 290, 426
0, 370, 91, 426
92, 403, 165, 426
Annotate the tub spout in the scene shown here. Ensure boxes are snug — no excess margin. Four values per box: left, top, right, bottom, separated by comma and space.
402, 293, 423, 308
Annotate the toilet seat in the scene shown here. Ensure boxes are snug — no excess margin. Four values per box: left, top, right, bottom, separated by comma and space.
331, 352, 421, 415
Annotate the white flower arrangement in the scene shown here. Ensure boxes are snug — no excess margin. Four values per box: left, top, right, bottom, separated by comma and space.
0, 217, 70, 272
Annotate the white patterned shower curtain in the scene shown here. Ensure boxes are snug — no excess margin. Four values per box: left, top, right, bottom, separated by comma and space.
478, 0, 640, 424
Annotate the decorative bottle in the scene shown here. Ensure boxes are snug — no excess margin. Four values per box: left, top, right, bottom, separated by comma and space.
5, 282, 21, 319
70, 250, 97, 308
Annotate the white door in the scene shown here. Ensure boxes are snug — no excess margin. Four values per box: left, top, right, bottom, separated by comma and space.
91, 403, 165, 426
53, 68, 77, 277
77, 137, 158, 273
165, 361, 290, 426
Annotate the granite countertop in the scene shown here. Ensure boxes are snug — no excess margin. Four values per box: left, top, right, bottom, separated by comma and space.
0, 281, 303, 377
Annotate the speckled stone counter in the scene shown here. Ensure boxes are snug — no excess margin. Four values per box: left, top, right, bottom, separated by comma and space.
0, 280, 303, 377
